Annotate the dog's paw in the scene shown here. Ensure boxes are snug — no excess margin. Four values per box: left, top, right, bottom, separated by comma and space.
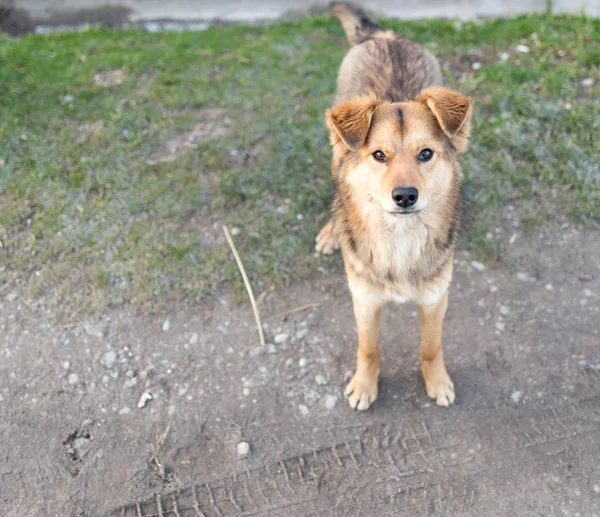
315, 221, 339, 255
425, 372, 455, 407
344, 370, 378, 411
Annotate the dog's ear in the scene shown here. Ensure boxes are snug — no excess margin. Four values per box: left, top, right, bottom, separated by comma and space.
417, 87, 473, 153
326, 96, 379, 152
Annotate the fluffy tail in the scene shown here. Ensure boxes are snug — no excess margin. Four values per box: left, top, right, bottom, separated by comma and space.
330, 2, 382, 46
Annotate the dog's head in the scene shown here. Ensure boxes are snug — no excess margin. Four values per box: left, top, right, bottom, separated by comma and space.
326, 87, 472, 219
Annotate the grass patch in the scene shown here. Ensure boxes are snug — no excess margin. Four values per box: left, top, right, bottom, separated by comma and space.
0, 14, 598, 314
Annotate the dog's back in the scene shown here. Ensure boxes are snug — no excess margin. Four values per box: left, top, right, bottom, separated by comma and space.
331, 2, 442, 102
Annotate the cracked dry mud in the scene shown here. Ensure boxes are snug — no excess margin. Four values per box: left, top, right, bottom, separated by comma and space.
1, 221, 599, 517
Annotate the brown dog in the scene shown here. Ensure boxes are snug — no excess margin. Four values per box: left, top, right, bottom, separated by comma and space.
316, 3, 473, 410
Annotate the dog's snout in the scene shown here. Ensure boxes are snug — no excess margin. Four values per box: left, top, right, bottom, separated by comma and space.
391, 186, 419, 208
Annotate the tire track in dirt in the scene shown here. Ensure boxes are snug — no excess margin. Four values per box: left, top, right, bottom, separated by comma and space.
108, 396, 600, 517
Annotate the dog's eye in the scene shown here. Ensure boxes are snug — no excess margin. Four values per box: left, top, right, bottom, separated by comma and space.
372, 150, 387, 163
418, 149, 434, 162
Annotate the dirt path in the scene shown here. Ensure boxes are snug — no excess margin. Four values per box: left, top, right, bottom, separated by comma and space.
1, 222, 599, 516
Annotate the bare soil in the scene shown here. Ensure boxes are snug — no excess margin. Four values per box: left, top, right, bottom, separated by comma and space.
1, 220, 599, 517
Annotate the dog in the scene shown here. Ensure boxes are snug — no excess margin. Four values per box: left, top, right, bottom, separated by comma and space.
316, 3, 473, 410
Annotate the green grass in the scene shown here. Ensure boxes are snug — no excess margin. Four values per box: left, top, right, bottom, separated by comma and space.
0, 15, 598, 314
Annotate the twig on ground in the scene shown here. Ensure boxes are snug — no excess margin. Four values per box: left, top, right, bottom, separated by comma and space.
270, 302, 322, 320
223, 225, 265, 347
148, 424, 170, 466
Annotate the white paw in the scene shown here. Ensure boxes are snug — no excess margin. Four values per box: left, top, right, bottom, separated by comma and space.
344, 371, 378, 411
315, 222, 339, 255
425, 374, 455, 407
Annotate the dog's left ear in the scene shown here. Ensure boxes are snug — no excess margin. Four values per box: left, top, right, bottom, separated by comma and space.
416, 87, 473, 153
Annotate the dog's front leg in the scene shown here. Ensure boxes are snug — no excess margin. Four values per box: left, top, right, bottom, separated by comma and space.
344, 291, 382, 411
419, 291, 455, 407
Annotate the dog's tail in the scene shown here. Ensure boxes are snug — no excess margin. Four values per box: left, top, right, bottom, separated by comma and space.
330, 2, 382, 46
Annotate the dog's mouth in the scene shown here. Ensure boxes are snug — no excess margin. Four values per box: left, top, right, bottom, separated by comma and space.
386, 209, 421, 216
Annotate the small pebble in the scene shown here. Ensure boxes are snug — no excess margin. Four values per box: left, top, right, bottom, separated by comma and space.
299, 357, 308, 368
118, 407, 131, 415
62, 361, 71, 370
63, 95, 74, 103
230, 227, 241, 236
499, 305, 509, 315
189, 332, 199, 345
67, 373, 79, 385
593, 485, 600, 494
324, 395, 338, 410
101, 351, 117, 369
514, 44, 530, 53
162, 319, 172, 332
470, 260, 485, 272
237, 441, 250, 457
498, 52, 509, 62
511, 391, 523, 404
471, 61, 481, 71
299, 404, 309, 416
267, 344, 277, 355
274, 333, 289, 344
489, 285, 498, 293
315, 374, 327, 386
495, 321, 506, 332
296, 328, 309, 340
583, 288, 593, 297
581, 78, 594, 87
545, 283, 554, 291
137, 390, 153, 408
517, 272, 535, 282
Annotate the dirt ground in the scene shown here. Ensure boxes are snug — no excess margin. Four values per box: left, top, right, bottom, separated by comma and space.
1, 217, 599, 517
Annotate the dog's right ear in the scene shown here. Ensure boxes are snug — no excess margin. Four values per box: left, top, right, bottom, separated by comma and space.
326, 96, 379, 152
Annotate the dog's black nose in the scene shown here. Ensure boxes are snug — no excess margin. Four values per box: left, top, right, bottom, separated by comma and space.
392, 186, 419, 208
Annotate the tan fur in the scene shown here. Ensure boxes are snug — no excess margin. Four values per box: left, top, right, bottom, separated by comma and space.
316, 3, 473, 410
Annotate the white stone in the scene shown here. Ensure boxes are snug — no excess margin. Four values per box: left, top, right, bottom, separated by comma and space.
274, 333, 289, 344
299, 357, 308, 368
299, 404, 309, 416
470, 260, 485, 272
137, 390, 153, 408
498, 52, 510, 62
499, 305, 509, 315
517, 272, 535, 282
471, 61, 481, 70
315, 375, 327, 386
514, 44, 530, 53
237, 441, 250, 457
511, 391, 523, 403
581, 78, 594, 87
101, 350, 117, 369
495, 321, 506, 332
189, 332, 199, 345
162, 319, 172, 332
324, 395, 338, 410
545, 283, 554, 291
67, 373, 79, 385
118, 407, 131, 415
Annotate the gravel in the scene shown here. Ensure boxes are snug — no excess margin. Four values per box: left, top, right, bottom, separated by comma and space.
101, 351, 117, 369
189, 333, 199, 345
274, 333, 289, 344
471, 261, 485, 272
237, 441, 250, 457
324, 395, 338, 410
